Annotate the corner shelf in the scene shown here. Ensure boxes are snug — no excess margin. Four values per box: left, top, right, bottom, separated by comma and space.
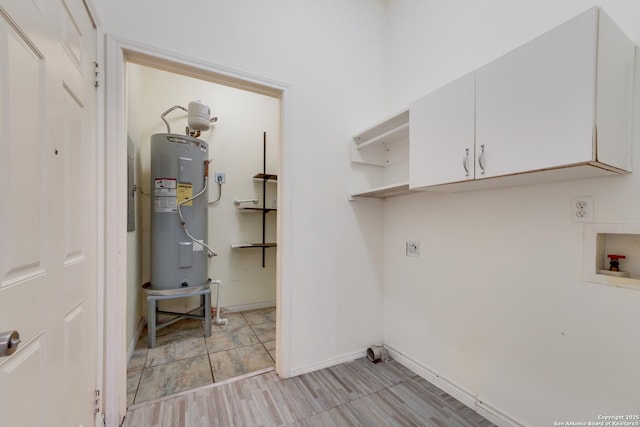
231, 131, 277, 267
254, 173, 277, 181
239, 207, 277, 213
349, 109, 414, 199
231, 243, 277, 249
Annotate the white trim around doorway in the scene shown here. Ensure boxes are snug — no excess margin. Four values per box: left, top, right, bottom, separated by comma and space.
103, 35, 292, 426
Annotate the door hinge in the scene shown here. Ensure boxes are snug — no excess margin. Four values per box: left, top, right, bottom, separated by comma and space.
94, 389, 101, 414
93, 61, 100, 88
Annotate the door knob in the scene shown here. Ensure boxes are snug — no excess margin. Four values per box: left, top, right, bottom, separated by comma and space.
0, 330, 21, 357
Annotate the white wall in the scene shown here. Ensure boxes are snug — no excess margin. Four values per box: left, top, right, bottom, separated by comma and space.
384, 1, 640, 425
104, 1, 388, 371
127, 63, 279, 319
386, 0, 640, 111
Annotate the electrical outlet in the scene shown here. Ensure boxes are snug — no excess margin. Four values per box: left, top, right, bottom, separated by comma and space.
214, 172, 225, 184
406, 241, 420, 257
571, 196, 593, 222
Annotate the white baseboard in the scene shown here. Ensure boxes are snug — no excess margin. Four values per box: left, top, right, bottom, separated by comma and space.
385, 345, 524, 427
127, 317, 146, 364
289, 348, 367, 377
223, 300, 276, 313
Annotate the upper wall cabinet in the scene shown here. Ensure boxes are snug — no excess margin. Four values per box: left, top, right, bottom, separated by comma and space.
410, 72, 475, 188
476, 7, 634, 179
409, 7, 635, 192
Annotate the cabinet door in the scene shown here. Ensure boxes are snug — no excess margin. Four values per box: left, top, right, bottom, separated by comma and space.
410, 72, 475, 188
476, 8, 597, 179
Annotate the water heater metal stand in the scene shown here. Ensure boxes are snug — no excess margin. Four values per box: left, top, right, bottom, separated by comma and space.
143, 283, 212, 348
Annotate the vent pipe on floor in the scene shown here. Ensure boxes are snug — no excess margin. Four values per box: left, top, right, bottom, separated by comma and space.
366, 345, 387, 363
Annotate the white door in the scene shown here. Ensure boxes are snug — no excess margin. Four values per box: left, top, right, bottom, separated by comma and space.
475, 7, 596, 178
409, 72, 476, 188
0, 1, 98, 426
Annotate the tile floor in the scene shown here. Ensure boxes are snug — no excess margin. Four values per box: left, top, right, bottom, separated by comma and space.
127, 307, 276, 407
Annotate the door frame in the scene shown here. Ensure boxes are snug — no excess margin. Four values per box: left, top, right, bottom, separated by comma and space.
103, 35, 292, 425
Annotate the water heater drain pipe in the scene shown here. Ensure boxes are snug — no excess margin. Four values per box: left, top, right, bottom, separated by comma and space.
210, 280, 228, 325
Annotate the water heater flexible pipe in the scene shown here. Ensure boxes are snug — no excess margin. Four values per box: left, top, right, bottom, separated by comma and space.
160, 105, 188, 133
177, 173, 217, 258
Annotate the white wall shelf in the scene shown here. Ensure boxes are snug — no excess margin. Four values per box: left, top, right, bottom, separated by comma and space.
350, 182, 412, 199
350, 110, 413, 199
351, 109, 409, 167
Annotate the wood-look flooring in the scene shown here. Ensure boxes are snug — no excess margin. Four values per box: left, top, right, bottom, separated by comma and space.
122, 357, 495, 427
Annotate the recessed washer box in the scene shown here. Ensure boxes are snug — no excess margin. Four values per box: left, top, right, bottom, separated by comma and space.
584, 223, 640, 290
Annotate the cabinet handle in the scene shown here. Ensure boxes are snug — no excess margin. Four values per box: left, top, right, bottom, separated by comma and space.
478, 144, 486, 175
462, 148, 470, 177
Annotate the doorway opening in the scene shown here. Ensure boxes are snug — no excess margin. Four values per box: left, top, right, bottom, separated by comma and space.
123, 56, 281, 406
